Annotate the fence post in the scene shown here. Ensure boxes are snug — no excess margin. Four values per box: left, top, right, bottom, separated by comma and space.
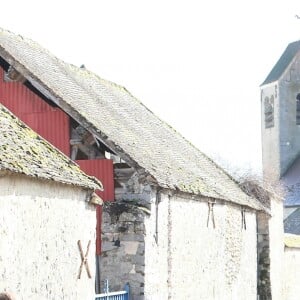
105, 279, 109, 293
124, 283, 130, 300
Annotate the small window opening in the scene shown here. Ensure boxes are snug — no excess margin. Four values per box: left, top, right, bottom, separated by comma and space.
296, 93, 300, 125
264, 95, 274, 128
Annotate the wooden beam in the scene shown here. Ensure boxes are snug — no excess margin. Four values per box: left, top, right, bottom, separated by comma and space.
4, 66, 26, 83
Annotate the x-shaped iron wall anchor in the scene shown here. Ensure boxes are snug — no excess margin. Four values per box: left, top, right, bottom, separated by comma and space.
77, 240, 92, 279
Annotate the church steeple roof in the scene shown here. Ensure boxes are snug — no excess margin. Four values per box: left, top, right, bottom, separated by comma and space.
262, 40, 300, 85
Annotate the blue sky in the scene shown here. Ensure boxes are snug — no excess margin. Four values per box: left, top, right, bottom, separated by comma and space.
2, 0, 300, 177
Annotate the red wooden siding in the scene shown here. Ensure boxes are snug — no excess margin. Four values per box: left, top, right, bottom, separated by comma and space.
22, 110, 70, 156
0, 69, 70, 156
0, 69, 53, 114
0, 68, 115, 255
76, 159, 115, 254
75, 159, 115, 201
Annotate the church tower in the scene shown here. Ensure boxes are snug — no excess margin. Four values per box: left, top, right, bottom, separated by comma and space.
261, 41, 300, 183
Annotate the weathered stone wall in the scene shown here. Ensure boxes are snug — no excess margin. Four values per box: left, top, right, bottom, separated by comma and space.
100, 171, 154, 299
261, 83, 280, 180
144, 192, 258, 300
100, 202, 148, 300
282, 246, 300, 300
0, 174, 96, 300
257, 211, 271, 299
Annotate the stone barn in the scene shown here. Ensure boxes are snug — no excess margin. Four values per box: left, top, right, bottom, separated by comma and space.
0, 104, 103, 299
0, 28, 276, 299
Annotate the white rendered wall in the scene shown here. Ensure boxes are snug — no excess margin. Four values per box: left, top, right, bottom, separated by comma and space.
261, 83, 280, 180
282, 247, 300, 300
0, 174, 96, 300
144, 192, 257, 300
144, 194, 169, 300
269, 197, 284, 300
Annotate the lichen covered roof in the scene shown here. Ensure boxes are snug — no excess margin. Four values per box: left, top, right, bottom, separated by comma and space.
0, 104, 102, 191
0, 28, 265, 211
284, 233, 300, 248
262, 40, 300, 86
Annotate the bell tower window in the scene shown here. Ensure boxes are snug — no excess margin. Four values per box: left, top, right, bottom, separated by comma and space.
264, 95, 274, 128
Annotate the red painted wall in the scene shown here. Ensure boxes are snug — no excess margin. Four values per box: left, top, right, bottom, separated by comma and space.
76, 159, 115, 201
0, 69, 70, 155
0, 69, 53, 114
0, 68, 115, 254
22, 110, 70, 156
76, 159, 115, 254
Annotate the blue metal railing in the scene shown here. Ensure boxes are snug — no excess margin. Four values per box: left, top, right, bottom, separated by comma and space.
95, 281, 130, 300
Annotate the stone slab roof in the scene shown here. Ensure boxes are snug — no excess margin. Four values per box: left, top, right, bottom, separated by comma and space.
262, 40, 300, 86
284, 208, 300, 235
0, 104, 102, 191
0, 28, 266, 211
284, 233, 300, 248
282, 183, 300, 207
